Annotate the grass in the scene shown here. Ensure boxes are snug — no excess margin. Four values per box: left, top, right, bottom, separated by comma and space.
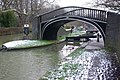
40, 48, 85, 80
3, 40, 56, 50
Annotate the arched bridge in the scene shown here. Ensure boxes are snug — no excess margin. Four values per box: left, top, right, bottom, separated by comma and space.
32, 6, 107, 40
32, 6, 120, 53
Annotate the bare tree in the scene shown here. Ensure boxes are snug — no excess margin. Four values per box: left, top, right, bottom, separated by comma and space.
0, 0, 59, 27
94, 0, 120, 12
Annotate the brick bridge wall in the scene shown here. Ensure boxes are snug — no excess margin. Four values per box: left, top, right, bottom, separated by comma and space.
105, 12, 120, 59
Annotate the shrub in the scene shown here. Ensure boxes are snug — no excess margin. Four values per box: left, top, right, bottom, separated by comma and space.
0, 10, 17, 27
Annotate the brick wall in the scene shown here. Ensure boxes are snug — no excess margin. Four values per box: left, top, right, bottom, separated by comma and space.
105, 12, 120, 60
0, 27, 24, 36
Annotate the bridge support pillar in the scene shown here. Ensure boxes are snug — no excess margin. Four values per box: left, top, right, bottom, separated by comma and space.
105, 12, 120, 58
32, 17, 42, 40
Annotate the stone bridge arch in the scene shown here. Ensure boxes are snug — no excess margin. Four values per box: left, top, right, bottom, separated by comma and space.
41, 16, 106, 40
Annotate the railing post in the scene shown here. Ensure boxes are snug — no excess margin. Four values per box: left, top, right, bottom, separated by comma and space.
90, 10, 92, 18
37, 16, 42, 40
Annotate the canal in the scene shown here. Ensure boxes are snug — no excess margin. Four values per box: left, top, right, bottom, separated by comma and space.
0, 34, 78, 80
0, 34, 120, 80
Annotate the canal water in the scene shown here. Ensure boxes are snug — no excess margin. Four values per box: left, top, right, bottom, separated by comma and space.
0, 34, 78, 80
0, 34, 120, 80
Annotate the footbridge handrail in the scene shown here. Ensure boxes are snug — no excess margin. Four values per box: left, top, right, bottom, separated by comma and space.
54, 8, 107, 22
37, 6, 107, 22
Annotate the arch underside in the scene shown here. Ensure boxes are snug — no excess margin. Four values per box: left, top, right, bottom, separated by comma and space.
42, 16, 106, 40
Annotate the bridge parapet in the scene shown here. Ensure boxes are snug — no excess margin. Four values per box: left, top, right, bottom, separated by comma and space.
32, 6, 107, 40
38, 6, 107, 23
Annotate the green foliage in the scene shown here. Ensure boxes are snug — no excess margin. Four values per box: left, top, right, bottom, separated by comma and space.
0, 10, 17, 27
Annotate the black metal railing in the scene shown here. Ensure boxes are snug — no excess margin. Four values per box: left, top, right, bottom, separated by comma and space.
37, 6, 107, 23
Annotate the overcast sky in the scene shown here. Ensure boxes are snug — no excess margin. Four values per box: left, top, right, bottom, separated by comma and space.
56, 0, 94, 7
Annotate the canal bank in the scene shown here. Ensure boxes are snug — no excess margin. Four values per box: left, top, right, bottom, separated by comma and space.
41, 39, 120, 80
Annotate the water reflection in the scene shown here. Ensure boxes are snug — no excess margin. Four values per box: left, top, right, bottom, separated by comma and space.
0, 34, 23, 45
59, 42, 79, 59
0, 44, 64, 80
0, 34, 79, 80
0, 39, 79, 80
